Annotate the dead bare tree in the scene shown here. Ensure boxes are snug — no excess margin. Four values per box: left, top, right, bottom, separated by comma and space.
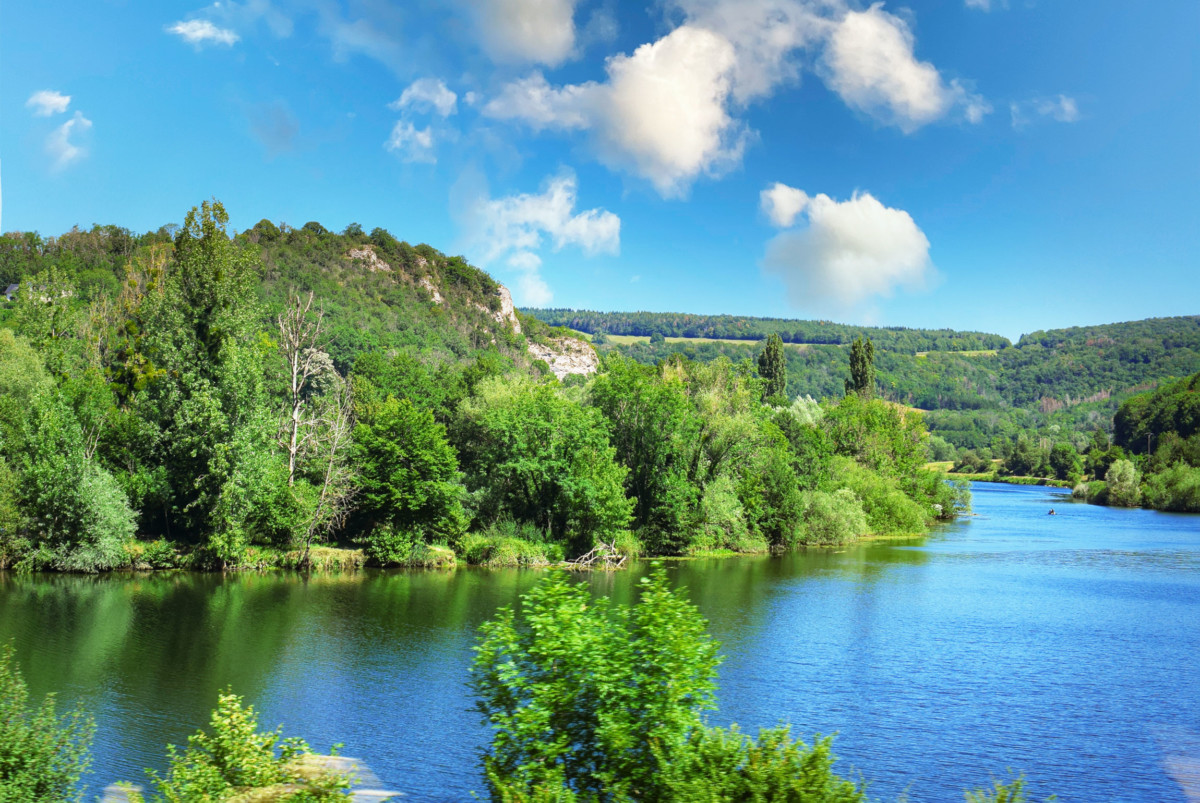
299, 377, 356, 567
276, 291, 357, 566
277, 291, 326, 486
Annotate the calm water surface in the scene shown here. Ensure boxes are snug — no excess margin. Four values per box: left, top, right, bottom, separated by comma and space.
2, 482, 1198, 801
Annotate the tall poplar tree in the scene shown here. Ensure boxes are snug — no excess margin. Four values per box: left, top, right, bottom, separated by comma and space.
845, 337, 875, 399
757, 333, 787, 402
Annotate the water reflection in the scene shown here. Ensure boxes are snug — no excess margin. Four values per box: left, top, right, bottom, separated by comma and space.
2, 483, 1198, 802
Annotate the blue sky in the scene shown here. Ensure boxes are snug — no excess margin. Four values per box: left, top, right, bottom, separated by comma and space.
4, 0, 1197, 340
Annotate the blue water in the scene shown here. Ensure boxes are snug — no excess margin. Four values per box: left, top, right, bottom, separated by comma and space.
1, 482, 1197, 801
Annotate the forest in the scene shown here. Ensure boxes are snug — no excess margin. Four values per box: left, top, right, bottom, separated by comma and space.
0, 205, 966, 573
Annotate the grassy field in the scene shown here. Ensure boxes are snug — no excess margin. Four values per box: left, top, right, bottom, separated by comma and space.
581, 331, 820, 349
914, 349, 999, 358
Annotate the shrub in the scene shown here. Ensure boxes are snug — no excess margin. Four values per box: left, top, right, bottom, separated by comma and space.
800, 490, 868, 545
471, 569, 866, 802
1104, 459, 1141, 507
1141, 463, 1200, 512
832, 458, 926, 535
134, 691, 350, 801
689, 476, 761, 554
0, 644, 94, 802
460, 531, 562, 567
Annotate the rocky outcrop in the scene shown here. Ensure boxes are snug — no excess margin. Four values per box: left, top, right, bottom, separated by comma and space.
419, 276, 444, 304
528, 336, 599, 380
346, 246, 391, 272
497, 285, 521, 335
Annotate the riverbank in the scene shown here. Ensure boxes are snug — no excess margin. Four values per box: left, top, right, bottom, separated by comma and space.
924, 462, 1073, 489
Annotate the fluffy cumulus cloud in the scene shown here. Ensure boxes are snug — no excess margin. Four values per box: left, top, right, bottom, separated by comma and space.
47, 111, 93, 171
26, 90, 71, 117
469, 0, 580, 66
485, 0, 984, 196
820, 4, 989, 131
760, 182, 810, 228
391, 78, 458, 117
485, 25, 747, 197
464, 171, 620, 305
167, 19, 240, 46
762, 185, 933, 308
385, 121, 436, 163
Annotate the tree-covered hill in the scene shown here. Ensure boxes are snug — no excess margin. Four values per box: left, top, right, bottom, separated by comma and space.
536, 311, 1200, 451
527, 307, 1011, 353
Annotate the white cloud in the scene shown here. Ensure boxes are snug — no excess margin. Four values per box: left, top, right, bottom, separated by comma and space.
486, 1, 983, 196
469, 0, 580, 67
965, 0, 992, 9
763, 189, 933, 308
26, 90, 71, 117
1011, 94, 1081, 129
463, 171, 619, 305
46, 112, 92, 171
1036, 94, 1080, 122
761, 182, 810, 228
486, 25, 747, 197
391, 78, 458, 117
385, 121, 436, 163
167, 19, 240, 46
820, 4, 988, 131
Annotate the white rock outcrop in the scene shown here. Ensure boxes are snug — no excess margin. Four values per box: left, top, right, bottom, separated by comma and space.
528, 336, 599, 380
346, 246, 391, 272
419, 276, 444, 304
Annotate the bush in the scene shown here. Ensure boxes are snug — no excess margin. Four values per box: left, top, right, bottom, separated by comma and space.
132, 691, 350, 801
832, 458, 926, 535
800, 490, 868, 545
471, 569, 866, 802
1141, 463, 1200, 512
1104, 459, 1141, 507
656, 726, 865, 802
0, 644, 94, 802
689, 476, 762, 554
460, 532, 562, 567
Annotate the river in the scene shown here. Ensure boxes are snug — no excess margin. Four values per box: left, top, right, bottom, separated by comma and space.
1, 482, 1198, 801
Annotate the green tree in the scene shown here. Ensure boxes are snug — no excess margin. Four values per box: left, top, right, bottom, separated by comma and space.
0, 644, 94, 803
456, 376, 632, 551
844, 337, 875, 399
757, 333, 787, 402
471, 569, 866, 802
353, 397, 466, 548
472, 569, 721, 800
1104, 459, 1141, 507
1048, 442, 1082, 482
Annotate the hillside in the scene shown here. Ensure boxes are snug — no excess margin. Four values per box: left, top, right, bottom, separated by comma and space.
0, 219, 596, 380
530, 309, 1200, 449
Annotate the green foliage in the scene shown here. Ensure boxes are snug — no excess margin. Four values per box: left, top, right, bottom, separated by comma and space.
0, 644, 94, 803
472, 569, 722, 800
1141, 463, 1200, 512
1104, 459, 1141, 507
138, 691, 350, 801
800, 489, 868, 545
655, 727, 865, 802
460, 527, 564, 567
964, 773, 1055, 803
845, 337, 875, 399
829, 458, 927, 535
526, 308, 1009, 353
472, 569, 866, 802
354, 396, 466, 542
1048, 442, 1082, 482
757, 333, 787, 402
456, 376, 632, 552
822, 395, 927, 486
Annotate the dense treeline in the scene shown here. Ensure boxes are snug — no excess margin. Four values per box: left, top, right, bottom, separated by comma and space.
1076, 372, 1200, 512
0, 203, 965, 573
574, 316, 1200, 454
528, 307, 1011, 353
